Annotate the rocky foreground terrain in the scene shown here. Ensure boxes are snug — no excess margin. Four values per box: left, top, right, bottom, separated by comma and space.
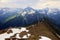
0, 19, 60, 40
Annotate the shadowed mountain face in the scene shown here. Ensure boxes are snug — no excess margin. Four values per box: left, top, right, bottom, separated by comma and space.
0, 7, 43, 30
46, 8, 60, 29
0, 7, 60, 30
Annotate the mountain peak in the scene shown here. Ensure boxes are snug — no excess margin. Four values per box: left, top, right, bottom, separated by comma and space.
25, 7, 33, 10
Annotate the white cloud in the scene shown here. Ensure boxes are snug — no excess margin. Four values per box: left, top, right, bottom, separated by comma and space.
0, 0, 38, 8
31, 0, 60, 9
0, 0, 60, 9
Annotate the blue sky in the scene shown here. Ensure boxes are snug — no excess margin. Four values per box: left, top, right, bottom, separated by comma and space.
0, 0, 60, 9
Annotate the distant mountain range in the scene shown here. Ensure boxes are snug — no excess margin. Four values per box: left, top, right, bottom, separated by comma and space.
0, 7, 60, 30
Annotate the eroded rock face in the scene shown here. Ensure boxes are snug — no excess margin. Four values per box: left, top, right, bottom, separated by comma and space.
7, 29, 13, 34
0, 30, 7, 34
19, 31, 28, 37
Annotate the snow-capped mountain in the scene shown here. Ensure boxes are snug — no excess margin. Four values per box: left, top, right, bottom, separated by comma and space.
0, 7, 43, 29
46, 8, 60, 29
0, 7, 60, 30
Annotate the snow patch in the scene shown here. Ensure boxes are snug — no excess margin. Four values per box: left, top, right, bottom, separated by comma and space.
22, 35, 28, 39
21, 11, 26, 16
0, 27, 29, 40
39, 36, 51, 40
16, 34, 21, 39
28, 10, 35, 14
